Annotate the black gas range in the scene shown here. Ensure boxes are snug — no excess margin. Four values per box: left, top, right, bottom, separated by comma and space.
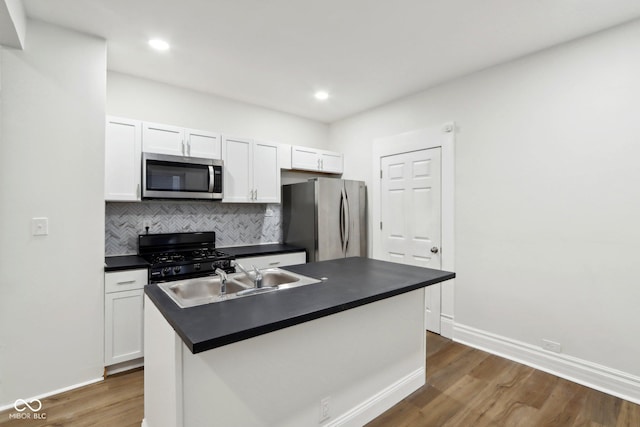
139, 231, 235, 283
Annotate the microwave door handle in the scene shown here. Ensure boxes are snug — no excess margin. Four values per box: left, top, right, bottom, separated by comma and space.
208, 166, 214, 193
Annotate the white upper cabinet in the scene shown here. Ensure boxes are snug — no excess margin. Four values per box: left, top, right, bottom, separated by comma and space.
186, 129, 222, 159
223, 136, 253, 203
223, 136, 280, 203
319, 151, 343, 173
142, 122, 183, 156
291, 145, 343, 174
290, 146, 319, 171
142, 122, 221, 159
253, 141, 280, 203
105, 116, 142, 201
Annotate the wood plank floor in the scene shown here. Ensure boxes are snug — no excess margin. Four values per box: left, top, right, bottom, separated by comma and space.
1, 334, 638, 426
0, 368, 143, 427
366, 333, 640, 427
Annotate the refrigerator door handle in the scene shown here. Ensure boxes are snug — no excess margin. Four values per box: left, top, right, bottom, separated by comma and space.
343, 187, 351, 254
340, 187, 349, 255
339, 189, 345, 252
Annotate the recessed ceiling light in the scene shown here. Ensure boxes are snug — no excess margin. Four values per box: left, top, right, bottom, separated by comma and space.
314, 91, 329, 101
148, 39, 170, 51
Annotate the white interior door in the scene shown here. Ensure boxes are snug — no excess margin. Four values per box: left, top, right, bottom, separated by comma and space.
380, 148, 442, 333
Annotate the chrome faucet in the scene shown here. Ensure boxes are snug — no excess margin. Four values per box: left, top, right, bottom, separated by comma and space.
215, 268, 228, 296
253, 265, 263, 288
233, 261, 263, 288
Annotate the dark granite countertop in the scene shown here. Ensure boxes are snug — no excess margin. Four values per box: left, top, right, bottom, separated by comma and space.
145, 257, 455, 354
219, 244, 305, 258
104, 255, 149, 272
105, 244, 305, 272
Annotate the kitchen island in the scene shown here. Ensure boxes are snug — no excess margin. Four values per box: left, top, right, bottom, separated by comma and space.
143, 257, 454, 427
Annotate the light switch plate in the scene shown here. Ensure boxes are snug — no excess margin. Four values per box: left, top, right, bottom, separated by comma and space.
31, 217, 49, 236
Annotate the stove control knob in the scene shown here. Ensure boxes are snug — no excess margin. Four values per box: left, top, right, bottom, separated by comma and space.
162, 267, 171, 276
194, 263, 201, 271
211, 262, 218, 270
173, 266, 181, 274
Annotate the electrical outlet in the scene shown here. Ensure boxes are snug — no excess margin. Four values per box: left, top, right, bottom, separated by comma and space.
319, 396, 330, 423
541, 339, 562, 353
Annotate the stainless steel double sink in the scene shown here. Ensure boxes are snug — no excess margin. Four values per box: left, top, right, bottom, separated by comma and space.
158, 268, 320, 308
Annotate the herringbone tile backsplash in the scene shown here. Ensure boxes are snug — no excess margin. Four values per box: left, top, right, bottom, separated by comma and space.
105, 201, 282, 255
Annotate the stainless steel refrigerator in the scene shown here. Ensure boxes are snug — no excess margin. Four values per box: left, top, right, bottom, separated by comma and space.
283, 178, 366, 262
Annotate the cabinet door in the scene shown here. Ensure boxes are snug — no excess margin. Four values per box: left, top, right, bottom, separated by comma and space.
253, 141, 280, 203
320, 151, 343, 174
105, 288, 144, 366
186, 128, 221, 159
223, 136, 253, 202
235, 252, 306, 270
105, 117, 141, 201
142, 122, 185, 156
291, 146, 320, 171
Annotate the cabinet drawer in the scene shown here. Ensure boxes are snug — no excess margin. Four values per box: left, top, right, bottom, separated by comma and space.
105, 269, 148, 293
235, 252, 306, 270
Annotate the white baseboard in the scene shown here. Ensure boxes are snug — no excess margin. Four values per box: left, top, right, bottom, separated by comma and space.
454, 323, 640, 405
326, 368, 425, 427
105, 358, 144, 376
0, 376, 104, 412
440, 314, 454, 339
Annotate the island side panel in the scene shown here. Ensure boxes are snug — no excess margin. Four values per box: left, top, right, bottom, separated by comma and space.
143, 296, 184, 427
181, 288, 426, 427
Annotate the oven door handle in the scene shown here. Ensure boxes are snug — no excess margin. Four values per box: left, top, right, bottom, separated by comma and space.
208, 165, 214, 193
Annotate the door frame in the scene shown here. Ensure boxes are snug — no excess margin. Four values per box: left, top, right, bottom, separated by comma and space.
371, 122, 456, 338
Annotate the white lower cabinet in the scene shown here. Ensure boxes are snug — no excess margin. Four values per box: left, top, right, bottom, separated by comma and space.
235, 251, 306, 270
104, 269, 147, 367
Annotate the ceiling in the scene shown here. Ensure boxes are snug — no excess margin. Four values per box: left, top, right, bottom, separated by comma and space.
21, 0, 640, 123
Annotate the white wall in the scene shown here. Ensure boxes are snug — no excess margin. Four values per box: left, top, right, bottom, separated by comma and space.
107, 72, 329, 149
329, 19, 640, 400
0, 20, 106, 408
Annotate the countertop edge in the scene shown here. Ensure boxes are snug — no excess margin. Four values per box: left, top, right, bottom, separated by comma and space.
190, 273, 454, 353
104, 255, 150, 272
145, 264, 455, 354
106, 244, 306, 271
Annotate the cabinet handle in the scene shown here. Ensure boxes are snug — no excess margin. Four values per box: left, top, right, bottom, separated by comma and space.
317, 158, 321, 170
181, 140, 186, 156
136, 184, 140, 198
116, 280, 136, 285
254, 189, 257, 200
269, 261, 280, 266
321, 159, 324, 170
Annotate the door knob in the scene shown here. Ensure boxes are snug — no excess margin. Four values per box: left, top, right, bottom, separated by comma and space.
430, 247, 439, 254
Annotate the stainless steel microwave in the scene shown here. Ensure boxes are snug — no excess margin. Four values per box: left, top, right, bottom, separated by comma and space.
142, 153, 223, 200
